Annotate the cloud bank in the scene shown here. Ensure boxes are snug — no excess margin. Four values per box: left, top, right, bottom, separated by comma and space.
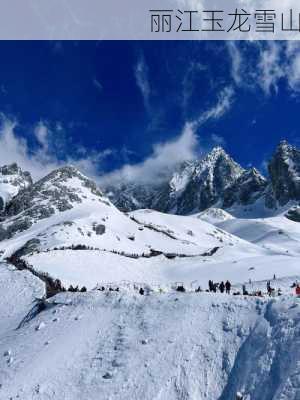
0, 116, 109, 181
99, 85, 234, 186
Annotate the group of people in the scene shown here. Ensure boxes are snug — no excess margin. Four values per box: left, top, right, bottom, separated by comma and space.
291, 281, 300, 297
208, 280, 231, 294
96, 277, 300, 298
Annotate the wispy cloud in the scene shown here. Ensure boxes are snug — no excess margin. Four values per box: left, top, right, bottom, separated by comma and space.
227, 42, 242, 86
93, 78, 103, 93
99, 123, 198, 186
210, 133, 226, 147
195, 86, 234, 127
100, 85, 234, 187
227, 41, 300, 96
0, 115, 111, 181
182, 62, 206, 111
135, 55, 151, 112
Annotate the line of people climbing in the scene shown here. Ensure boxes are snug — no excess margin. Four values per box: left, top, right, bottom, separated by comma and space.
96, 278, 300, 297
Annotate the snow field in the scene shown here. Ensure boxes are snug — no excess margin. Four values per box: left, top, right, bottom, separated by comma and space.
0, 264, 299, 400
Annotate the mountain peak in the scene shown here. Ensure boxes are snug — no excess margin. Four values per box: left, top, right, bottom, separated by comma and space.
43, 165, 86, 181
206, 146, 227, 159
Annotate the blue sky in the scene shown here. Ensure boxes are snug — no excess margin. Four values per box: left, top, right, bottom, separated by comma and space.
0, 41, 300, 183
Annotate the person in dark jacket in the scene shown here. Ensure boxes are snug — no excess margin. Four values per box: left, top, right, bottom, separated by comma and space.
208, 280, 214, 292
219, 281, 225, 293
225, 280, 231, 294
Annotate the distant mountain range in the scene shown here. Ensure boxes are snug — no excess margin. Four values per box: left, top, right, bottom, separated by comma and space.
105, 141, 300, 215
0, 140, 300, 232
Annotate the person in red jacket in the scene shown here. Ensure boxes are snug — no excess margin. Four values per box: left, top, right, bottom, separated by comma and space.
296, 285, 300, 297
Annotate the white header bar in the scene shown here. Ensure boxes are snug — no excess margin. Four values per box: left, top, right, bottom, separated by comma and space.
1, 0, 300, 40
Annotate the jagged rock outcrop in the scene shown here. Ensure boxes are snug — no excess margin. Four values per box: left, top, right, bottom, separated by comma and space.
268, 141, 300, 206
0, 163, 32, 212
223, 168, 268, 208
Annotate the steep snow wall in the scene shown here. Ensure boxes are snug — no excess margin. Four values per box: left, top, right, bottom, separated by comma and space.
0, 282, 299, 400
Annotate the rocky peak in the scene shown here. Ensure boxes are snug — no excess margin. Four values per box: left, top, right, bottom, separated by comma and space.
191, 147, 244, 191
1, 165, 110, 240
156, 147, 245, 214
268, 141, 300, 206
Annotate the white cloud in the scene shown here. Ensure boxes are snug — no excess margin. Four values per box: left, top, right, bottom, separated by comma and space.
100, 123, 198, 186
0, 115, 110, 182
257, 42, 284, 95
135, 55, 151, 112
194, 86, 234, 128
182, 62, 206, 111
285, 42, 300, 92
227, 42, 242, 85
227, 41, 300, 96
34, 120, 50, 151
100, 86, 234, 187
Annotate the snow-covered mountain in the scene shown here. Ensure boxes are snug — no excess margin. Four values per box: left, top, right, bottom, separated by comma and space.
105, 141, 300, 216
0, 148, 299, 399
106, 147, 248, 214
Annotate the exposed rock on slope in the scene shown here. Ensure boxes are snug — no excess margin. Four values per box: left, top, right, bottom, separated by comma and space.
0, 165, 109, 241
0, 163, 32, 212
268, 140, 300, 206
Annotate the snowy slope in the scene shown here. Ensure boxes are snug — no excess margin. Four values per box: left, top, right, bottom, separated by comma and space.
3, 205, 296, 290
218, 212, 300, 256
0, 167, 275, 290
0, 169, 242, 260
0, 263, 44, 337
0, 280, 299, 400
23, 249, 300, 291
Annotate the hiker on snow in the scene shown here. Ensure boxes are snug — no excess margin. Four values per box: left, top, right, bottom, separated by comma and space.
208, 280, 214, 292
267, 280, 273, 296
219, 281, 225, 293
225, 280, 231, 294
242, 284, 248, 295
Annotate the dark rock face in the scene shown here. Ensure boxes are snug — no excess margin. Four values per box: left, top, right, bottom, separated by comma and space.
223, 168, 267, 208
170, 148, 244, 214
268, 141, 300, 206
0, 163, 32, 212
